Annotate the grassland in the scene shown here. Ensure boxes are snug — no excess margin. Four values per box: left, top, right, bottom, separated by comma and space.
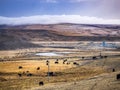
0, 59, 106, 90
0, 41, 120, 90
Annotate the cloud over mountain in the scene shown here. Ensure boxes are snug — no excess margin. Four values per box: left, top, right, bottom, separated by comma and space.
0, 15, 120, 25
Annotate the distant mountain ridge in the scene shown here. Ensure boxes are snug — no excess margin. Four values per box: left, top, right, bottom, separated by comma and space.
0, 23, 120, 50
0, 23, 120, 37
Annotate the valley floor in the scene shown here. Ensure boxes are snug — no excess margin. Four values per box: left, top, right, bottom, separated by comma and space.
0, 41, 120, 90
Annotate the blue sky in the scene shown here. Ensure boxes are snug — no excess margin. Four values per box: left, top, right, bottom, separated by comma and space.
0, 0, 98, 17
0, 0, 120, 24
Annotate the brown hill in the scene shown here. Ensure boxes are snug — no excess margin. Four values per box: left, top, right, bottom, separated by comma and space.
17, 23, 120, 37
0, 23, 120, 50
1, 23, 120, 37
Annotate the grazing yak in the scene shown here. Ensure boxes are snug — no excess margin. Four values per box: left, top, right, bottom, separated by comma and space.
116, 74, 120, 80
39, 81, 44, 86
18, 66, 23, 69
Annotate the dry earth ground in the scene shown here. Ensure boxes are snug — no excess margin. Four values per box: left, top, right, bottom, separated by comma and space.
31, 71, 120, 90
0, 47, 120, 90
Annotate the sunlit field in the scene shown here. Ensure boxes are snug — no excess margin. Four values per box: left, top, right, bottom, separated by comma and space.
0, 41, 120, 90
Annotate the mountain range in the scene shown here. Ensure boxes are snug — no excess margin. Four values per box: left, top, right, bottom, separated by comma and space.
0, 23, 120, 50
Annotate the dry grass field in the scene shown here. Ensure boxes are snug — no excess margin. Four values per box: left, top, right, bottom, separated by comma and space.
0, 41, 120, 90
0, 59, 106, 90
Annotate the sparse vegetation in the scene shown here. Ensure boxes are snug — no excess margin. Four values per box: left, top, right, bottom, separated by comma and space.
0, 40, 120, 90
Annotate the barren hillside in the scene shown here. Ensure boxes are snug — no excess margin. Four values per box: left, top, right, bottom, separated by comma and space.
0, 23, 120, 50
24, 23, 120, 37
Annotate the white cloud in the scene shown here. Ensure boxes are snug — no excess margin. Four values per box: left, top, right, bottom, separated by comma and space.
0, 15, 120, 25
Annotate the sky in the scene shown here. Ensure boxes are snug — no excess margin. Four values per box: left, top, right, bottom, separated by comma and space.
0, 0, 120, 25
